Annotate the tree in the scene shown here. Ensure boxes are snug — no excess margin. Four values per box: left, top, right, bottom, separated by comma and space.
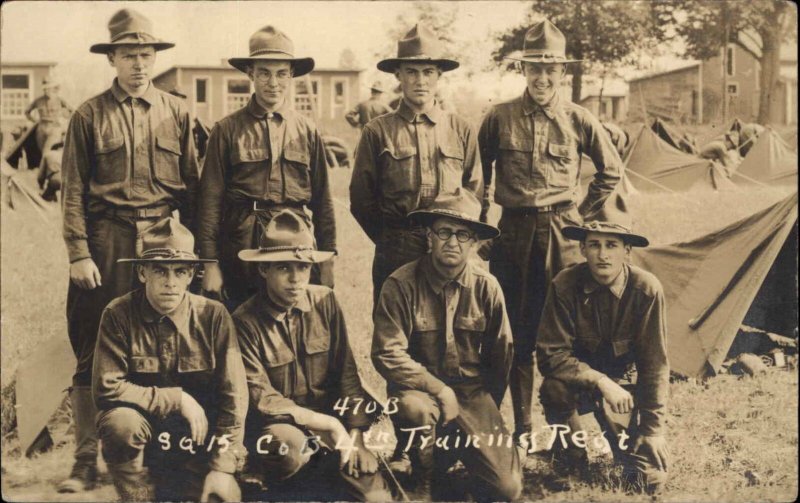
654, 0, 797, 124
375, 1, 459, 61
492, 1, 661, 103
339, 48, 359, 70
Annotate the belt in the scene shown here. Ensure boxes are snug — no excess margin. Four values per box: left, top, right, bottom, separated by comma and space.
227, 198, 304, 213
503, 201, 575, 216
103, 205, 172, 220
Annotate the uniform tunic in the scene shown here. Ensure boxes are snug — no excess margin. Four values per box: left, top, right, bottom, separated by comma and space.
345, 97, 391, 129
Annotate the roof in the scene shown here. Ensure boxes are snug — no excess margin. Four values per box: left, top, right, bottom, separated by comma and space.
579, 78, 628, 100
627, 60, 701, 83
153, 64, 363, 81
1, 61, 57, 69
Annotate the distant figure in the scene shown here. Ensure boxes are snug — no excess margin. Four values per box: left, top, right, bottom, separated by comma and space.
37, 134, 64, 202
602, 121, 630, 158
25, 77, 73, 162
345, 81, 391, 129
699, 131, 741, 173
735, 122, 765, 157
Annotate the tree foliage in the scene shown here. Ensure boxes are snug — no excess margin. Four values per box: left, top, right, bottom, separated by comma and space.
492, 0, 661, 102
375, 1, 459, 61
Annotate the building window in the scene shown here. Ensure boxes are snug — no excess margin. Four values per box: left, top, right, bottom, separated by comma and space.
294, 79, 319, 116
331, 78, 348, 119
225, 78, 251, 114
727, 83, 739, 96
1, 73, 32, 119
195, 78, 208, 104
726, 45, 735, 77
334, 82, 345, 105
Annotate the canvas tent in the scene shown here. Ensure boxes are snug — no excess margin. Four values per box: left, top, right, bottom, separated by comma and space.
3, 124, 42, 170
624, 126, 737, 192
651, 117, 699, 155
732, 129, 798, 187
633, 192, 798, 378
579, 156, 639, 197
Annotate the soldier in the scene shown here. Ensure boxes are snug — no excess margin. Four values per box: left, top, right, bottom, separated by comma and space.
198, 26, 335, 311
234, 211, 392, 501
699, 131, 741, 174
478, 19, 622, 447
372, 189, 522, 501
349, 24, 482, 310
536, 193, 669, 494
345, 81, 391, 129
25, 76, 73, 159
93, 218, 247, 501
59, 8, 199, 493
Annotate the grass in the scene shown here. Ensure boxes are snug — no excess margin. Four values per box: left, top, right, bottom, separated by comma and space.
1, 135, 798, 501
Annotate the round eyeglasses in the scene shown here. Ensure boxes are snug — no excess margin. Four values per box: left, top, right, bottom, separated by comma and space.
432, 228, 475, 243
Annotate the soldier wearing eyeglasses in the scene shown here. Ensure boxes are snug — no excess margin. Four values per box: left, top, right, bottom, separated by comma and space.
372, 189, 521, 501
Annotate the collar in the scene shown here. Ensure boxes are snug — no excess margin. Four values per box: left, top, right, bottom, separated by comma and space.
396, 98, 440, 124
522, 88, 559, 119
259, 290, 311, 322
111, 79, 157, 105
140, 289, 192, 330
421, 254, 471, 295
582, 263, 629, 299
246, 94, 293, 120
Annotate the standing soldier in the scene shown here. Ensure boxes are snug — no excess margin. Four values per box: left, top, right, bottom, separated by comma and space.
59, 8, 199, 493
197, 26, 336, 311
349, 24, 482, 309
345, 81, 391, 129
25, 77, 73, 161
479, 19, 622, 447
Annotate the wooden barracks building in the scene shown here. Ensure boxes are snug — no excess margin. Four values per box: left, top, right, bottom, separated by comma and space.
1, 61, 57, 133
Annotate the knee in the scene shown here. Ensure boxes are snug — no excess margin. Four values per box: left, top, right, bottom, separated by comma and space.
97, 407, 150, 462
393, 392, 439, 427
254, 424, 312, 480
538, 377, 575, 412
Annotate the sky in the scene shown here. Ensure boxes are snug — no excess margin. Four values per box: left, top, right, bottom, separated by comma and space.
0, 0, 532, 105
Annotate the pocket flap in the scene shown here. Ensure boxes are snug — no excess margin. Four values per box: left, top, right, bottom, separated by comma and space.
612, 339, 632, 357
381, 145, 417, 160
548, 142, 572, 159
131, 356, 159, 373
284, 149, 309, 165
95, 136, 124, 154
305, 334, 331, 355
498, 134, 533, 152
231, 147, 269, 164
156, 136, 182, 155
576, 336, 601, 353
265, 346, 295, 368
439, 142, 464, 160
177, 353, 213, 373
454, 314, 487, 332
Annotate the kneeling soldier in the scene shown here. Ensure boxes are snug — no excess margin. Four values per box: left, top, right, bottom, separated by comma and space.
536, 193, 669, 493
234, 211, 391, 502
372, 189, 522, 501
93, 218, 247, 502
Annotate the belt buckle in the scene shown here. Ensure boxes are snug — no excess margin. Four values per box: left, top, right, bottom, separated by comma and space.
252, 201, 267, 212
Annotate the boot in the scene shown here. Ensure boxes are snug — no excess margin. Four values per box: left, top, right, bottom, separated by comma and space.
57, 386, 98, 493
387, 430, 412, 477
547, 413, 589, 492
510, 363, 534, 439
409, 444, 435, 501
107, 455, 156, 502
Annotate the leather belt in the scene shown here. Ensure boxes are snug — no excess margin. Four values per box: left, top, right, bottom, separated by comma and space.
104, 205, 172, 220
503, 201, 575, 216
249, 200, 304, 212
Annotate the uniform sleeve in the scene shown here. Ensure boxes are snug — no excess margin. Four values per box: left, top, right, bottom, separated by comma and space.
460, 121, 484, 203
208, 309, 249, 474
235, 317, 316, 428
307, 127, 337, 252
92, 308, 183, 417
176, 103, 200, 236
345, 105, 360, 128
480, 282, 514, 407
578, 111, 623, 217
61, 97, 75, 116
371, 277, 447, 396
536, 284, 606, 388
634, 286, 669, 436
60, 109, 94, 263
196, 123, 228, 260
349, 126, 383, 242
477, 108, 499, 222
25, 97, 40, 121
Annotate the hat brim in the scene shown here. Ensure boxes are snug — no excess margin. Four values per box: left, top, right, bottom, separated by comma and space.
229, 56, 315, 77
377, 57, 459, 73
237, 249, 334, 263
505, 55, 582, 64
562, 225, 649, 247
90, 41, 175, 54
117, 257, 217, 264
408, 210, 500, 240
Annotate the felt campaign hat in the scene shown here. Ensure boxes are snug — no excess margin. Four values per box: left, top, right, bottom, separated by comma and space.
41, 77, 59, 90
238, 210, 334, 263
90, 9, 175, 54
505, 19, 582, 64
408, 188, 500, 240
118, 218, 215, 263
370, 81, 385, 93
168, 86, 187, 99
377, 24, 459, 73
562, 192, 649, 247
228, 26, 315, 77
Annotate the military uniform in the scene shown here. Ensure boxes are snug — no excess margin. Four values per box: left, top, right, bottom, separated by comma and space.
25, 87, 73, 155
345, 96, 391, 129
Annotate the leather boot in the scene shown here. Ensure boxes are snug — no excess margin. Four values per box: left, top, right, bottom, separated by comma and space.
387, 430, 412, 476
409, 443, 435, 501
57, 386, 98, 493
510, 363, 534, 438
107, 455, 156, 502
548, 412, 589, 492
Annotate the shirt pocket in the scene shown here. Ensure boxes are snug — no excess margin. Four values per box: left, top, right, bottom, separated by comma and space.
498, 134, 532, 186
454, 315, 487, 374
131, 356, 160, 374
574, 335, 602, 357
177, 351, 214, 389
283, 148, 312, 199
304, 333, 331, 391
546, 142, 577, 189
93, 135, 126, 184
379, 145, 417, 197
438, 141, 465, 194
229, 147, 269, 191
410, 310, 441, 370
264, 345, 296, 397
154, 135, 182, 184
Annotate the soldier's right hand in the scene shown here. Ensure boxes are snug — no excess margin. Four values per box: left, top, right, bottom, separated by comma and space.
70, 258, 102, 290
597, 376, 634, 414
435, 386, 459, 425
180, 391, 209, 445
202, 262, 224, 295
